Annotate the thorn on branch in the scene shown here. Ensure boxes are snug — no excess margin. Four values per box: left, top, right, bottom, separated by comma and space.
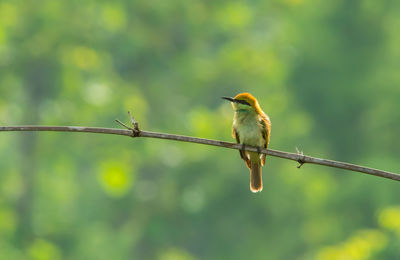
296, 146, 305, 169
128, 111, 140, 136
115, 111, 141, 137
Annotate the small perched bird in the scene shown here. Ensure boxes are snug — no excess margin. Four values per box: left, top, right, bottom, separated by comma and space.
222, 93, 271, 193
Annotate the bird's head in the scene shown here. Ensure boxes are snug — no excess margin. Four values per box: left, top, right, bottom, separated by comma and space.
222, 93, 261, 113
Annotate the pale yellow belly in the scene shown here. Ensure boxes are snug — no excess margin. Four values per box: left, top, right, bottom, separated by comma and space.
235, 121, 264, 147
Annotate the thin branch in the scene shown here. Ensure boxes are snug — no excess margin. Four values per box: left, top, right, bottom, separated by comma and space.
1, 123, 399, 182
115, 119, 133, 131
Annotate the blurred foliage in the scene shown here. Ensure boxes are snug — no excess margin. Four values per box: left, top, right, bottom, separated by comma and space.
0, 0, 400, 259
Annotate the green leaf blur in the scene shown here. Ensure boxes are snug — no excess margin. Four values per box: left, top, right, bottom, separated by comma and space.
0, 0, 399, 259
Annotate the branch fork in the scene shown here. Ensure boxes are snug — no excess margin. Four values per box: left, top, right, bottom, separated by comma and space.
115, 111, 141, 137
296, 147, 305, 169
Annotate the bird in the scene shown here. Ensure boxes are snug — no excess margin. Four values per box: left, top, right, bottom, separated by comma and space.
222, 93, 271, 193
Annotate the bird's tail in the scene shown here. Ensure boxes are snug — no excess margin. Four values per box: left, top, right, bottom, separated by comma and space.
249, 152, 263, 193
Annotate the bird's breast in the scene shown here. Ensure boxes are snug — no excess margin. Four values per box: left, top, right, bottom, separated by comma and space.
233, 115, 264, 147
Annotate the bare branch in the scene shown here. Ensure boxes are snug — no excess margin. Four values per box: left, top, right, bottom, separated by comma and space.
115, 119, 133, 131
1, 124, 399, 182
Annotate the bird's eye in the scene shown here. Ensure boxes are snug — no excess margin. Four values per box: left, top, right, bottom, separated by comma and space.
239, 100, 251, 106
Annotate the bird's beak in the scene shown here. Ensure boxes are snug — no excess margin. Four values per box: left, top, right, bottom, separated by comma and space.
222, 96, 236, 103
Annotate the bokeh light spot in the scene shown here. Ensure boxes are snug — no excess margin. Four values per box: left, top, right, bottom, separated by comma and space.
98, 163, 133, 198
28, 239, 62, 260
378, 206, 400, 235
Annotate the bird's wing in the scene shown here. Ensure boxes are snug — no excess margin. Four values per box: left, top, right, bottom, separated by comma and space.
232, 127, 251, 169
259, 115, 271, 166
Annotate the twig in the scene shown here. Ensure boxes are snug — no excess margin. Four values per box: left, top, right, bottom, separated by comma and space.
116, 111, 141, 136
127, 111, 140, 136
296, 147, 305, 169
115, 119, 133, 131
1, 119, 399, 182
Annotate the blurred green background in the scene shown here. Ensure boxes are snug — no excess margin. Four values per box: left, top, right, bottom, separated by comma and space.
1, 0, 400, 259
